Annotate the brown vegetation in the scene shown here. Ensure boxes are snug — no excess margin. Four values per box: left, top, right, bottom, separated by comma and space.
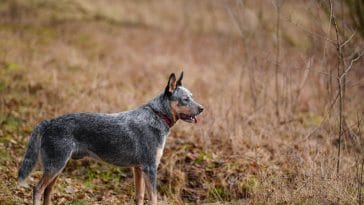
0, 0, 363, 204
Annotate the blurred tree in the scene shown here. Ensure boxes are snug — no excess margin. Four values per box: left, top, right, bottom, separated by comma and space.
320, 0, 364, 38
345, 0, 364, 37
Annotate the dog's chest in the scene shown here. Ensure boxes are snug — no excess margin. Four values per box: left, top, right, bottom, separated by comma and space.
156, 132, 168, 166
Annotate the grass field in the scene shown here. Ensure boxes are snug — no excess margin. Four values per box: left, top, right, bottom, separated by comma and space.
0, 0, 363, 204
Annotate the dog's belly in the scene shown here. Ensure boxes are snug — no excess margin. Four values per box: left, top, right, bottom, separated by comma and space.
71, 149, 138, 167
72, 138, 142, 167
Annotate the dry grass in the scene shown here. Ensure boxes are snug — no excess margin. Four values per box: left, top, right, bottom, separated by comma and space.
0, 0, 363, 204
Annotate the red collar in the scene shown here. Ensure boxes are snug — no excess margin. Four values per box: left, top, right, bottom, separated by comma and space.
150, 107, 174, 128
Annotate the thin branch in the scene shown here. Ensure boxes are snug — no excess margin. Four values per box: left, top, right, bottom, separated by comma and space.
274, 0, 283, 121
330, 0, 345, 175
301, 49, 363, 143
340, 31, 356, 49
339, 50, 364, 82
225, 3, 244, 38
281, 15, 335, 43
300, 87, 341, 142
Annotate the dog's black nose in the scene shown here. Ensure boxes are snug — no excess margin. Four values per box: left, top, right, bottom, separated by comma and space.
198, 106, 204, 113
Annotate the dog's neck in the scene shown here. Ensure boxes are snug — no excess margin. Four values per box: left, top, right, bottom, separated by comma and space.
149, 107, 174, 128
146, 93, 177, 127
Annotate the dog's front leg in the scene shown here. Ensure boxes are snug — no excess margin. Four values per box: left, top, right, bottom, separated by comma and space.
133, 166, 145, 205
143, 166, 157, 205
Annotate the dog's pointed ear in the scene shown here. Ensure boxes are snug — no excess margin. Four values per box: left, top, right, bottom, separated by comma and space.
177, 71, 183, 86
164, 73, 177, 96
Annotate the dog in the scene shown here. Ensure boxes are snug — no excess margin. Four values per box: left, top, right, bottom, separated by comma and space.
18, 72, 204, 205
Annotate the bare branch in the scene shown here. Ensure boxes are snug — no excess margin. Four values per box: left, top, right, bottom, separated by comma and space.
224, 3, 244, 38
339, 50, 364, 82
340, 31, 356, 49
281, 15, 335, 43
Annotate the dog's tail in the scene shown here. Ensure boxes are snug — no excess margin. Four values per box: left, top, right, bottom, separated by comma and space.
18, 120, 49, 185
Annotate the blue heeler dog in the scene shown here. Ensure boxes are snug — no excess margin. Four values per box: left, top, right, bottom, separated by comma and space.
18, 72, 204, 205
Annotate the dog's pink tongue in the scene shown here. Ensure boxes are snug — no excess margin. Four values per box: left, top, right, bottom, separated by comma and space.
193, 116, 198, 123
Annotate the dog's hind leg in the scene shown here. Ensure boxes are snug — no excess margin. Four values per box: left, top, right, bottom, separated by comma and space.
34, 137, 73, 205
33, 172, 59, 205
133, 166, 145, 205
34, 155, 70, 205
43, 176, 58, 205
142, 166, 157, 205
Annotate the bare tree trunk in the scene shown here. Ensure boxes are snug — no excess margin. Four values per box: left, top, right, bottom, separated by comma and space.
329, 0, 344, 175
275, 0, 282, 122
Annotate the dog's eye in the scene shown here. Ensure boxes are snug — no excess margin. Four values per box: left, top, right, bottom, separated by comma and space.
183, 98, 189, 102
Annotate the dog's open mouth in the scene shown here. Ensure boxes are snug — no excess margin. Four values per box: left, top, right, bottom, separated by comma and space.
179, 113, 199, 123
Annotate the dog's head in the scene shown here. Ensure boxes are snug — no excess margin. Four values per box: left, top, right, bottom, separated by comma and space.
164, 72, 204, 123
